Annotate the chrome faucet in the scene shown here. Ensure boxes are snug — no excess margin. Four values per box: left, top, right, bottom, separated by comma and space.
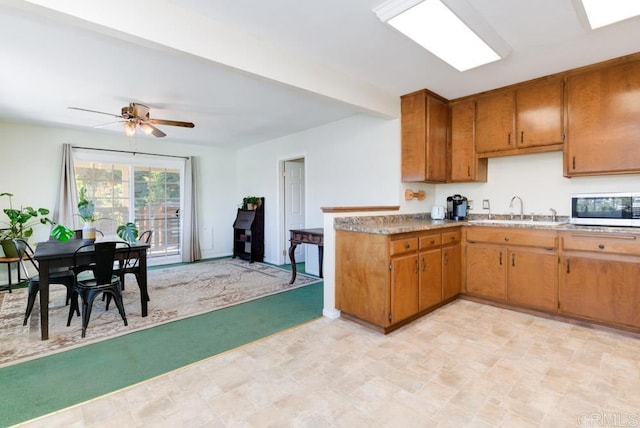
550, 208, 557, 222
509, 196, 524, 220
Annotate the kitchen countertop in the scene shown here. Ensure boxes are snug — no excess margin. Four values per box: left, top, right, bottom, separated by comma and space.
334, 213, 640, 236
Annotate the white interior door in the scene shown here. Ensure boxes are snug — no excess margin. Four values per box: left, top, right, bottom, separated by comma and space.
284, 159, 305, 264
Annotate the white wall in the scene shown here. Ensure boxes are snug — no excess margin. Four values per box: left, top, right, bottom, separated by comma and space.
436, 151, 640, 217
0, 121, 237, 262
236, 114, 411, 269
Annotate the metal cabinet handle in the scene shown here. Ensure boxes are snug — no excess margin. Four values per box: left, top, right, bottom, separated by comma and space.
499, 251, 503, 265
512, 252, 515, 267
598, 244, 605, 250
422, 257, 426, 272
567, 258, 571, 274
444, 253, 449, 265
508, 133, 511, 145
520, 131, 524, 143
504, 237, 509, 242
405, 243, 411, 249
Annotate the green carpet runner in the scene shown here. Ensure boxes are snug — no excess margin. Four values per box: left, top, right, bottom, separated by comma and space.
0, 282, 323, 426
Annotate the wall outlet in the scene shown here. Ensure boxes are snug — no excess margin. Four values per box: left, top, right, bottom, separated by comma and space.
483, 199, 490, 209
468, 200, 474, 210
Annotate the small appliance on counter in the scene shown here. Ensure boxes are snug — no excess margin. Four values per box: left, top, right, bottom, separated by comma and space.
431, 205, 446, 220
446, 194, 468, 220
571, 192, 640, 227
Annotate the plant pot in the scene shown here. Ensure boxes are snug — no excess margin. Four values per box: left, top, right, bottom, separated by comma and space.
247, 204, 257, 210
82, 222, 96, 243
0, 239, 18, 258
1, 239, 19, 258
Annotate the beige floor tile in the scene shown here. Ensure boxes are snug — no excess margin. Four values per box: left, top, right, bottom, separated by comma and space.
16, 301, 640, 427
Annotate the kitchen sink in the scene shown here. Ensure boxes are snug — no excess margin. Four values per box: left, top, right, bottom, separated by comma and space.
468, 219, 568, 227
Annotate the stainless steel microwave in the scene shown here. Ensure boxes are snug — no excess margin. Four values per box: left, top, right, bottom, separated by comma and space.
571, 192, 640, 227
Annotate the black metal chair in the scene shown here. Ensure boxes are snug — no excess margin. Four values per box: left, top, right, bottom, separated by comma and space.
67, 241, 130, 338
117, 230, 152, 291
11, 239, 78, 326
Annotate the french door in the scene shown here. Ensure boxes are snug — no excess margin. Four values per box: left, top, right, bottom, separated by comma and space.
73, 150, 184, 265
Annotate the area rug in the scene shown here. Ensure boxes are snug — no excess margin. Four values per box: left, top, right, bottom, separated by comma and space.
0, 258, 320, 367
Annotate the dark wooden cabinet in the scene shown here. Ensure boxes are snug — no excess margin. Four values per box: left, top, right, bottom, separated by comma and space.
232, 198, 264, 262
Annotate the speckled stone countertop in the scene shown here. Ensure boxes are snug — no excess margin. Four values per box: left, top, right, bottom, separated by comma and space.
334, 213, 640, 236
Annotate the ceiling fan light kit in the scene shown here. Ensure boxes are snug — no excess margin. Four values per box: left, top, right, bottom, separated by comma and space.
123, 120, 136, 136
69, 102, 194, 138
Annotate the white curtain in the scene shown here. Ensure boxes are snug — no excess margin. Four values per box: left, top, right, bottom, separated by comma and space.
181, 156, 201, 262
53, 144, 80, 229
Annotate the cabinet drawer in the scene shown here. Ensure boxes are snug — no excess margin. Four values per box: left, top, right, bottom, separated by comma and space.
419, 233, 441, 249
561, 232, 640, 256
466, 227, 557, 249
442, 230, 461, 246
390, 237, 419, 256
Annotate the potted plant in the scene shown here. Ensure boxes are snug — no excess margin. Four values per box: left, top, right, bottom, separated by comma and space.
50, 187, 140, 243
0, 192, 53, 257
242, 196, 261, 210
77, 186, 97, 242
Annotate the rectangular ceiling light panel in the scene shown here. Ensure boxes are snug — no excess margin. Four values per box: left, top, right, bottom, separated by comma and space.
381, 0, 501, 71
580, 0, 640, 29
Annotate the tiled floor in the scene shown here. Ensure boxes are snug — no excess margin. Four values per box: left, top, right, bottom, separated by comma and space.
18, 300, 640, 427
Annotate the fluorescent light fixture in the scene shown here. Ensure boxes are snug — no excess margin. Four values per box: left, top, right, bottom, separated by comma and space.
375, 0, 502, 71
579, 0, 640, 29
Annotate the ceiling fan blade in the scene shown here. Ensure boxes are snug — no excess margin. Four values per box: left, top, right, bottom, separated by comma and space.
68, 106, 123, 119
148, 118, 195, 128
139, 122, 166, 138
92, 120, 124, 129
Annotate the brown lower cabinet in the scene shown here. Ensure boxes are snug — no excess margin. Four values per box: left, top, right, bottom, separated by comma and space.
336, 225, 640, 333
465, 227, 558, 311
559, 232, 640, 329
335, 228, 461, 333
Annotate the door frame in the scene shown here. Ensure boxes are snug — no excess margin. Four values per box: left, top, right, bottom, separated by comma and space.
278, 155, 306, 266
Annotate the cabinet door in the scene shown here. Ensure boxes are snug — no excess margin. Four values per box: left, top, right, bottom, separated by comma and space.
391, 253, 419, 323
507, 249, 558, 311
426, 95, 448, 182
612, 260, 640, 328
476, 91, 515, 154
449, 100, 487, 182
401, 92, 426, 182
401, 91, 448, 183
559, 256, 615, 323
566, 60, 640, 175
442, 243, 461, 300
466, 244, 506, 300
419, 248, 442, 310
516, 80, 564, 148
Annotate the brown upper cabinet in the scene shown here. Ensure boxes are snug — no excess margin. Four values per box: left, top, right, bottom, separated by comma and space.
401, 89, 448, 183
476, 79, 564, 156
565, 58, 640, 176
449, 100, 487, 182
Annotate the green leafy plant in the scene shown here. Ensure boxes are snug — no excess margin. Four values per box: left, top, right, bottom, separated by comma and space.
116, 222, 139, 243
77, 186, 96, 222
50, 224, 75, 242
0, 192, 53, 240
242, 196, 261, 209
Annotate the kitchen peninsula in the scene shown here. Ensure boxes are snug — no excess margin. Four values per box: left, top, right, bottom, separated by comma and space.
335, 213, 640, 334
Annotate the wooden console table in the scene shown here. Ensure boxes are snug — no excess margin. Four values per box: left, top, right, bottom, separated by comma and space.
288, 228, 323, 284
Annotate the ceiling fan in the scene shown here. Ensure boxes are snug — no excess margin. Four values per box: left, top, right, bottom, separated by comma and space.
69, 102, 195, 138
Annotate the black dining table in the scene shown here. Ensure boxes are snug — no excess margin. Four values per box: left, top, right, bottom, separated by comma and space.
33, 238, 150, 340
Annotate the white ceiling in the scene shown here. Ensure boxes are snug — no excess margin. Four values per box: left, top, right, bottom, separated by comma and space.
1, 0, 640, 147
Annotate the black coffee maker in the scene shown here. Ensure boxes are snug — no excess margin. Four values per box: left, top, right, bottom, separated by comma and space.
447, 194, 468, 220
